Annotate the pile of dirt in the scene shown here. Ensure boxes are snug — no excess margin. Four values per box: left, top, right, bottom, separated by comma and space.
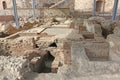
21, 21, 38, 30
6, 25, 21, 35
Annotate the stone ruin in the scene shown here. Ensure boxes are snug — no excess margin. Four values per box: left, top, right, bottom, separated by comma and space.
1, 15, 120, 80
0, 16, 73, 80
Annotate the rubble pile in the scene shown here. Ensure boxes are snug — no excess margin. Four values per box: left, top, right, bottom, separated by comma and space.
0, 56, 30, 80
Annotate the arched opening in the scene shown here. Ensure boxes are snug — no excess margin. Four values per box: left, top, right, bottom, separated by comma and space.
96, 0, 104, 12
2, 1, 7, 10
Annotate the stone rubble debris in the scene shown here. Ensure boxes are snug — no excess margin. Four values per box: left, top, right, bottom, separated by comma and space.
0, 56, 30, 80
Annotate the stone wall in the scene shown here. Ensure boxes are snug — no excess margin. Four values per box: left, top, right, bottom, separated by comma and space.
0, 0, 32, 10
0, 0, 73, 17
1, 0, 120, 16
74, 0, 120, 13
0, 0, 73, 10
0, 0, 12, 10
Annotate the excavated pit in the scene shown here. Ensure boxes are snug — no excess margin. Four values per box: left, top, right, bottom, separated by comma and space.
85, 44, 109, 61
42, 51, 56, 73
1, 9, 120, 79
81, 33, 109, 61
29, 51, 56, 73
85, 43, 109, 61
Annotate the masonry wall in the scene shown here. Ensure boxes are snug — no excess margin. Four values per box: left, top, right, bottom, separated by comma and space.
1, 0, 120, 15
0, 0, 73, 9
0, 0, 32, 10
74, 0, 120, 13
0, 0, 74, 16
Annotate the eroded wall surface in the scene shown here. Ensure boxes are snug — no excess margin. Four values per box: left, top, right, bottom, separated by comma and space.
0, 0, 120, 16
74, 0, 120, 13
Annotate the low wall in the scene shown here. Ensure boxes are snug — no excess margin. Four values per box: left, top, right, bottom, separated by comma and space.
0, 15, 15, 22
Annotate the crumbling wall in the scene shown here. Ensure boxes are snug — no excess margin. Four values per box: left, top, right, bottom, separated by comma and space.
0, 0, 32, 10
0, 0, 74, 10
0, 0, 12, 10
0, 0, 120, 13
74, 0, 120, 13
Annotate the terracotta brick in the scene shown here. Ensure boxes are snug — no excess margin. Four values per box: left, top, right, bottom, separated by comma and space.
0, 15, 15, 22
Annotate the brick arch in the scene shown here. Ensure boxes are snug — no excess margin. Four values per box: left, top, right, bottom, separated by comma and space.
96, 0, 104, 12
